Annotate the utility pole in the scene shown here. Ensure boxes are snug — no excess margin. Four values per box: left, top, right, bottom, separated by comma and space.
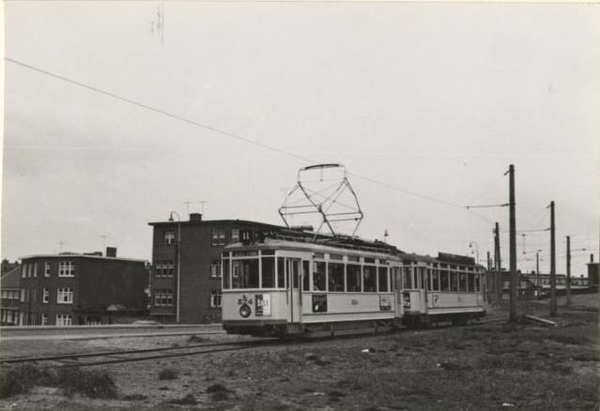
536, 250, 541, 299
549, 201, 557, 316
566, 235, 571, 306
494, 222, 502, 306
506, 164, 518, 322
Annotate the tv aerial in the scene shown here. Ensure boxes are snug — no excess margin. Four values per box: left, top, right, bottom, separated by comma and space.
279, 164, 364, 237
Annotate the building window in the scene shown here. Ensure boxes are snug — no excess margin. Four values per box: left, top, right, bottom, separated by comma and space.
210, 290, 222, 308
56, 314, 72, 326
33, 263, 38, 278
154, 289, 173, 306
164, 231, 176, 245
20, 289, 26, 302
57, 288, 74, 304
41, 314, 48, 326
58, 261, 74, 277
211, 229, 226, 246
155, 260, 174, 277
43, 288, 49, 303
210, 260, 222, 278
21, 264, 27, 278
231, 229, 240, 243
44, 262, 51, 277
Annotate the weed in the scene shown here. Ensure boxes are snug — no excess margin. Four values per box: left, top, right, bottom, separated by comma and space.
158, 368, 178, 380
169, 393, 197, 405
328, 390, 346, 402
211, 390, 229, 401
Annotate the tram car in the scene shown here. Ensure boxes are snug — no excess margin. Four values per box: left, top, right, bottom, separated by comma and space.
221, 230, 486, 337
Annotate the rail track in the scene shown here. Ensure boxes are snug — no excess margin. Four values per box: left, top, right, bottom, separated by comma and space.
0, 339, 279, 368
0, 314, 507, 369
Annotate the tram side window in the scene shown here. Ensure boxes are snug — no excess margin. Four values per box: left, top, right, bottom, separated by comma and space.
232, 259, 259, 289
440, 270, 449, 292
313, 261, 326, 291
450, 272, 459, 292
302, 261, 310, 291
347, 264, 361, 292
474, 273, 481, 292
262, 257, 275, 288
431, 269, 440, 291
329, 263, 345, 292
222, 259, 230, 289
277, 258, 285, 289
403, 267, 413, 289
458, 273, 467, 292
378, 267, 389, 292
467, 273, 474, 292
363, 266, 376, 292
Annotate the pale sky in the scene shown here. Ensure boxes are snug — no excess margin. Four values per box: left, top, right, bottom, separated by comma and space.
2, 2, 599, 276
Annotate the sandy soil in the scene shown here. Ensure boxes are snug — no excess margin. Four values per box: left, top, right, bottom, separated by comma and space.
1, 295, 598, 411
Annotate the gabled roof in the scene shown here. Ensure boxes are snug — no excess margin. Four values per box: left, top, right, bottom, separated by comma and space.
0, 265, 21, 288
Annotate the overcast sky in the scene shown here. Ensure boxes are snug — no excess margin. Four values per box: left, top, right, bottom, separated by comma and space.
2, 2, 599, 276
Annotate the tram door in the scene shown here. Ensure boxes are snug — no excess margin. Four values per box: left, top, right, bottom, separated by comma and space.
286, 259, 302, 323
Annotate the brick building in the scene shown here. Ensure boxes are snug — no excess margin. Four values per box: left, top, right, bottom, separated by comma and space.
148, 213, 284, 324
18, 249, 149, 326
1, 265, 21, 325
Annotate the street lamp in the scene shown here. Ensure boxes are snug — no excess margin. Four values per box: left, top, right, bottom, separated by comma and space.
469, 242, 480, 264
169, 211, 181, 323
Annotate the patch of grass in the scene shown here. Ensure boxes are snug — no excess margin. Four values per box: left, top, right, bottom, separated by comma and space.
169, 393, 197, 405
211, 390, 229, 401
188, 335, 209, 343
55, 368, 118, 399
328, 390, 345, 402
158, 368, 178, 380
546, 334, 590, 345
123, 393, 147, 401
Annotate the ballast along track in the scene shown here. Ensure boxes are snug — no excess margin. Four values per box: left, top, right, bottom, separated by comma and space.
0, 339, 279, 368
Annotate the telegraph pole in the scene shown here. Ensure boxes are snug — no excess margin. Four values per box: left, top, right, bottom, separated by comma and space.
549, 201, 557, 316
507, 165, 518, 322
566, 235, 571, 306
494, 222, 502, 306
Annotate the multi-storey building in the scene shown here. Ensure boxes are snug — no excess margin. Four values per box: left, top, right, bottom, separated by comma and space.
148, 213, 284, 324
18, 249, 149, 326
1, 265, 21, 325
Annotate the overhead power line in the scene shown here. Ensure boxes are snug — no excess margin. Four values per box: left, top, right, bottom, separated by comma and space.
6, 56, 486, 214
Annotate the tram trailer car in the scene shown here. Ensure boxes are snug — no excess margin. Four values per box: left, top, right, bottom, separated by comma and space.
221, 234, 486, 337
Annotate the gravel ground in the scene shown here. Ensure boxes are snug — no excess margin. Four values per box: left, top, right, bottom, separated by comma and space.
1, 294, 598, 411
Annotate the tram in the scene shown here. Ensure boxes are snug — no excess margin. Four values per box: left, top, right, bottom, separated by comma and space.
221, 230, 486, 337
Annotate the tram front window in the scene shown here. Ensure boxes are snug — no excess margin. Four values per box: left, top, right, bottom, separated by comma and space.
232, 259, 259, 289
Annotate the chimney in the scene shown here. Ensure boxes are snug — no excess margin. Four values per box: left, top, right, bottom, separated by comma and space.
106, 247, 117, 258
591, 254, 595, 264
189, 213, 203, 223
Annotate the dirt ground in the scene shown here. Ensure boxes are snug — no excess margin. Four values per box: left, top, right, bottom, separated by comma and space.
1, 294, 598, 411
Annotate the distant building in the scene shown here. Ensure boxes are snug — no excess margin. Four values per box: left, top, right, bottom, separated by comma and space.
1, 259, 19, 275
500, 270, 590, 300
1, 265, 21, 325
148, 213, 285, 324
18, 249, 149, 326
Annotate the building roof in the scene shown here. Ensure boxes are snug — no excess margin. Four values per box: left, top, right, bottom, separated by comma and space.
148, 218, 284, 229
19, 253, 148, 264
0, 265, 21, 288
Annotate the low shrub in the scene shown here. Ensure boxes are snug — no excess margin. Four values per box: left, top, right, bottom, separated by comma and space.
56, 368, 118, 399
0, 364, 53, 398
207, 383, 230, 401
158, 368, 178, 380
169, 393, 197, 405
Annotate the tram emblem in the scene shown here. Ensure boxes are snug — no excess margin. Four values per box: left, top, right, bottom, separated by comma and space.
238, 294, 253, 318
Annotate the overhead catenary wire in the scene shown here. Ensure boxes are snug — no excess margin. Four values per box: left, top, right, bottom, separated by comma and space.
7, 56, 488, 216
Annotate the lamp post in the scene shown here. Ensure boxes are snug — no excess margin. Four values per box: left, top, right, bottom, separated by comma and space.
469, 242, 480, 264
169, 211, 181, 323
